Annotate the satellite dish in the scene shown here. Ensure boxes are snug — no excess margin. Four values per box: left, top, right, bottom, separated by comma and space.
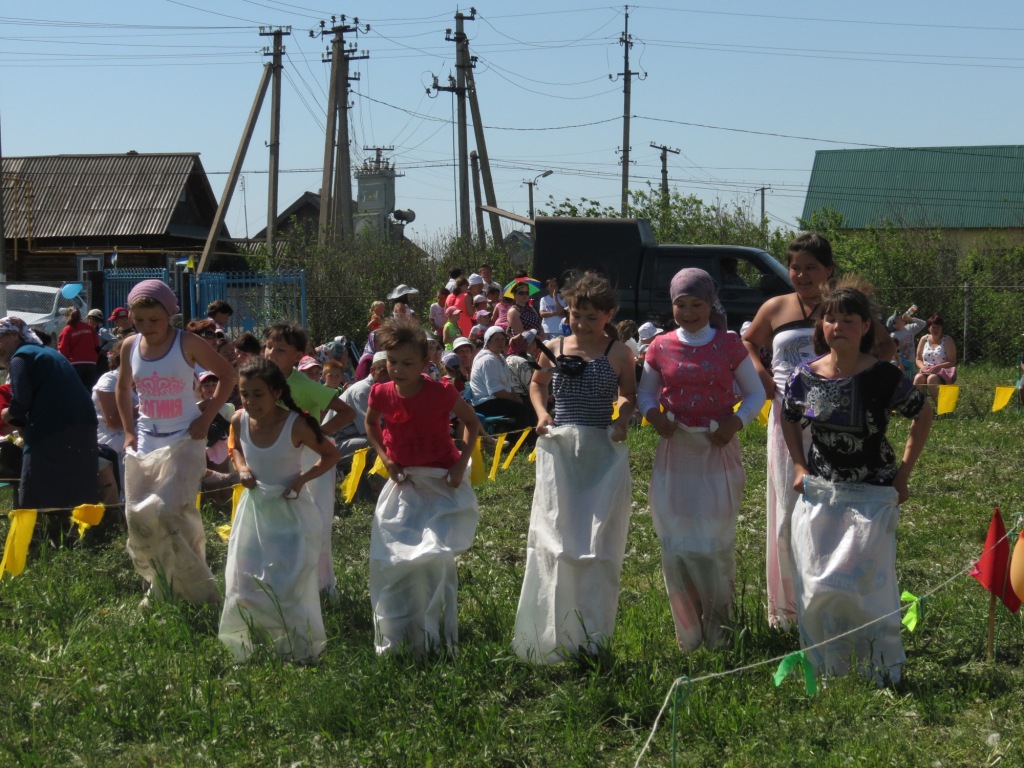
60, 283, 83, 300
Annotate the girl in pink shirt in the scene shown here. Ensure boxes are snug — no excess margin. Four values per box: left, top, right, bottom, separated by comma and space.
638, 269, 765, 651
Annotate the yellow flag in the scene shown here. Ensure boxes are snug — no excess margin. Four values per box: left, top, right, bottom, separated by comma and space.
992, 386, 1016, 413
489, 434, 507, 481
502, 429, 532, 470
936, 385, 960, 415
216, 524, 232, 542
231, 484, 244, 523
70, 503, 105, 539
341, 448, 369, 503
196, 492, 202, 511
0, 509, 37, 578
757, 399, 771, 427
469, 438, 486, 486
529, 448, 537, 463
611, 402, 620, 421
369, 455, 389, 478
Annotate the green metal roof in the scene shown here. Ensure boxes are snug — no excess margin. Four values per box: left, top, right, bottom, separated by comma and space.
801, 145, 1024, 229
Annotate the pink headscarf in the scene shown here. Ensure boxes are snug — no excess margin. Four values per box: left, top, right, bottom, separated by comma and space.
669, 268, 728, 331
126, 279, 178, 316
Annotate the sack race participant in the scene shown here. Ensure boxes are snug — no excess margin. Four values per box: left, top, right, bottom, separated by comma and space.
639, 269, 765, 651
781, 282, 931, 685
512, 272, 636, 663
364, 319, 481, 655
116, 279, 237, 607
262, 323, 355, 603
219, 359, 340, 662
741, 233, 836, 629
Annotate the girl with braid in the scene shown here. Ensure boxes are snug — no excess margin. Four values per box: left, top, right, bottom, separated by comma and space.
220, 357, 340, 662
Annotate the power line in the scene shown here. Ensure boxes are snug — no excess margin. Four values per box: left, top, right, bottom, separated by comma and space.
632, 5, 1024, 33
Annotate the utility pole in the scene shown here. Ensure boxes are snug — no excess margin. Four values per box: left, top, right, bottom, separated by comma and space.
312, 16, 368, 246
314, 22, 341, 247
452, 10, 474, 241
650, 142, 679, 203
199, 63, 273, 274
261, 26, 290, 259
756, 185, 771, 245
614, 6, 643, 216
428, 68, 465, 238
470, 151, 486, 249
464, 55, 502, 247
430, 9, 475, 241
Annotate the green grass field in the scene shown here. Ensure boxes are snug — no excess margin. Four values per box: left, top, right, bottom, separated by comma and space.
1, 364, 1023, 767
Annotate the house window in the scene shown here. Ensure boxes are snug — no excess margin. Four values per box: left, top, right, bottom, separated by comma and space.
76, 254, 103, 280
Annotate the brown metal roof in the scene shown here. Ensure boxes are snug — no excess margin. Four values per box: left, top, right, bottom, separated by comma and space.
1, 152, 215, 240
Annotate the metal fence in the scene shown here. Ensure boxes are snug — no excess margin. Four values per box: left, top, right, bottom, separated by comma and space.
104, 268, 169, 316
868, 284, 1024, 367
189, 270, 306, 336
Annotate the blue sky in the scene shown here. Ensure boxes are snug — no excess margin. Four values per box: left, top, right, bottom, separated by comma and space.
2, 2, 1022, 251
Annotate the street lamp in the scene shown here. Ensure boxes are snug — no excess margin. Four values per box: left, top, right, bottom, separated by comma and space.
524, 170, 553, 221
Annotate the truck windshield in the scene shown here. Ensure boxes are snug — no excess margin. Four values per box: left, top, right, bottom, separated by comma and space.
5, 290, 56, 315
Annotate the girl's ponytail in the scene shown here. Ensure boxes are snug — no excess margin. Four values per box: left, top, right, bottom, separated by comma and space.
280, 388, 326, 444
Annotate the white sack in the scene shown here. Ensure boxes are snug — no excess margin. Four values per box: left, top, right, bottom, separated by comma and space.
369, 466, 479, 654
219, 482, 325, 662
649, 427, 744, 651
125, 436, 219, 605
303, 444, 337, 594
512, 425, 631, 664
765, 398, 810, 630
791, 476, 904, 685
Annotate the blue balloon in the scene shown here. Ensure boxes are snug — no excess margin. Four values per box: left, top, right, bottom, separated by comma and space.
60, 283, 83, 300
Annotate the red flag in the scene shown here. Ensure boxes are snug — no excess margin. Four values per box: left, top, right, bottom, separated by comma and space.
970, 508, 1021, 613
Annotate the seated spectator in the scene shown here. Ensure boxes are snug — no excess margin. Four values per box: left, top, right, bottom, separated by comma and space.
426, 335, 444, 381
507, 329, 540, 398
638, 321, 662, 346
298, 355, 323, 382
443, 307, 463, 350
232, 332, 261, 366
323, 360, 346, 391
469, 327, 536, 434
207, 299, 234, 332
108, 306, 134, 337
617, 319, 640, 356
329, 351, 389, 501
914, 315, 957, 402
196, 370, 236, 501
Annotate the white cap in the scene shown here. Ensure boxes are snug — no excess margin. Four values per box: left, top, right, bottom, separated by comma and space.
467, 273, 485, 287
372, 351, 389, 363
452, 336, 473, 351
484, 326, 507, 345
638, 321, 662, 342
522, 329, 537, 345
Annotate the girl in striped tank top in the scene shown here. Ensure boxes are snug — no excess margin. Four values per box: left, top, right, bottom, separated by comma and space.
512, 272, 636, 664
